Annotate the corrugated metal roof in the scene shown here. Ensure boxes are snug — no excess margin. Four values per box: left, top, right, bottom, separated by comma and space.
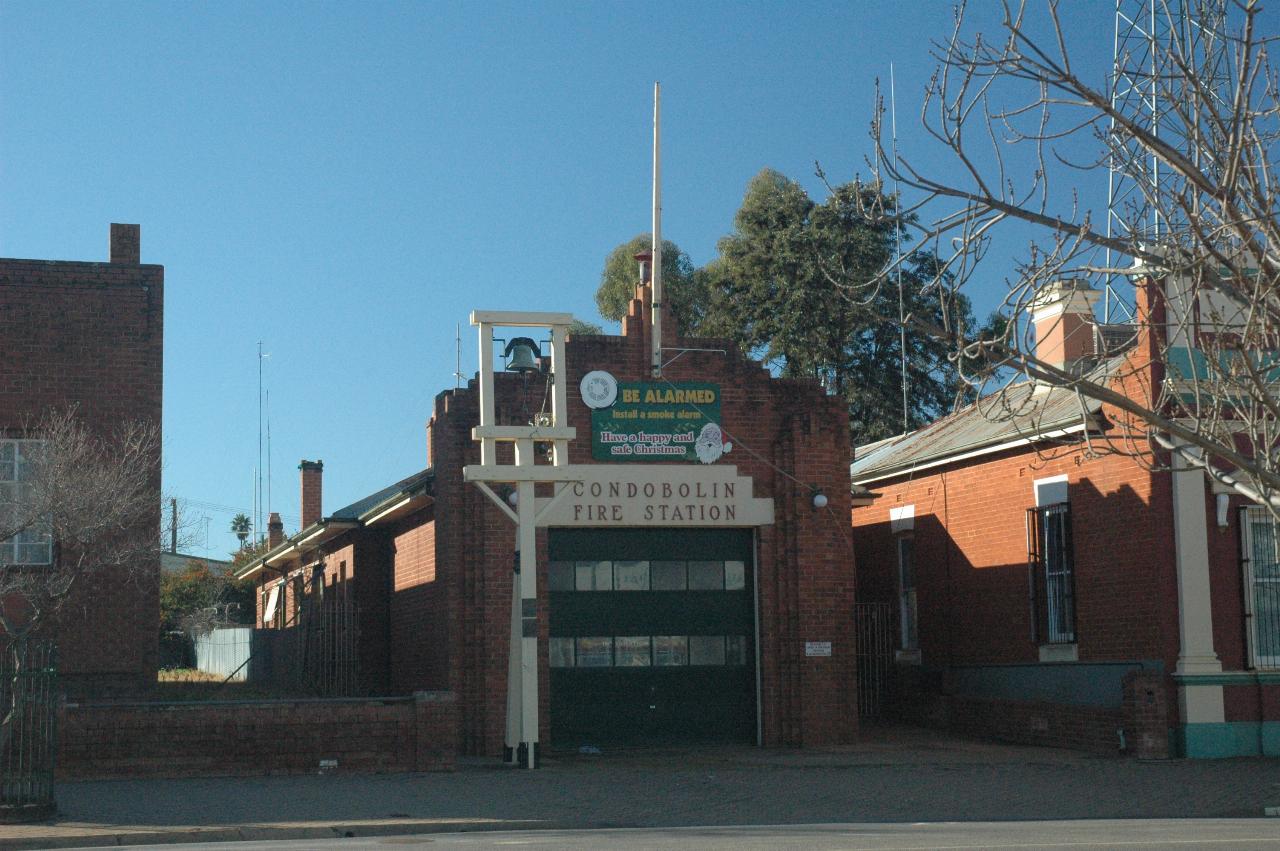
234, 467, 435, 581
329, 467, 434, 521
849, 359, 1124, 484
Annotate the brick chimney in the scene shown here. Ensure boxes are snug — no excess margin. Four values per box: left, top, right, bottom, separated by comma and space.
299, 460, 323, 528
110, 223, 140, 264
1031, 279, 1101, 373
267, 512, 284, 548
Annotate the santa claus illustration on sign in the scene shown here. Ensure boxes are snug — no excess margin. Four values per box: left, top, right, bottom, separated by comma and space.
694, 423, 733, 465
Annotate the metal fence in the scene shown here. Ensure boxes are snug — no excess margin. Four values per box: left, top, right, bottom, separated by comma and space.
853, 602, 893, 718
250, 595, 361, 696
291, 595, 359, 696
194, 627, 251, 681
0, 640, 56, 816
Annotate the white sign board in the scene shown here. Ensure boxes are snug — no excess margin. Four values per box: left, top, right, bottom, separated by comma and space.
535, 465, 774, 528
804, 641, 832, 657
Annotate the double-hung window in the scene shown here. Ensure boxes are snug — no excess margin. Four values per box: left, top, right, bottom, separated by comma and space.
0, 440, 52, 566
897, 536, 918, 651
1240, 506, 1280, 668
1027, 502, 1076, 645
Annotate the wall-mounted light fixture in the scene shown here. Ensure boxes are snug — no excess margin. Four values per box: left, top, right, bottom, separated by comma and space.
1216, 492, 1230, 528
811, 489, 828, 509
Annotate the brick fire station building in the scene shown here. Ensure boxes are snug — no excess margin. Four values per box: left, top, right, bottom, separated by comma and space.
241, 284, 856, 755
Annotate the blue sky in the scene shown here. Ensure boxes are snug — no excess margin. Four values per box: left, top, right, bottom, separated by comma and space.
2, 1, 1130, 556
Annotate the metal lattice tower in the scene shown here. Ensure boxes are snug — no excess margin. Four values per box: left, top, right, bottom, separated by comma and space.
1105, 0, 1231, 322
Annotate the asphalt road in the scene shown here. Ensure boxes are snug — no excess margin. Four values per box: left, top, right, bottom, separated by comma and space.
9, 728, 1279, 851
79, 820, 1280, 851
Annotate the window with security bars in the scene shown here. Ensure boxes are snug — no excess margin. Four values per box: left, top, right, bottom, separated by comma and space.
1027, 503, 1076, 645
1240, 506, 1280, 668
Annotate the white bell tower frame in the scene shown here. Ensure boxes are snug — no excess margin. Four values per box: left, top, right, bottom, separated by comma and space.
463, 310, 583, 768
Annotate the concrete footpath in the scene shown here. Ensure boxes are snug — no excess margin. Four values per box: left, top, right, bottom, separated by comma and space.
4, 726, 1280, 849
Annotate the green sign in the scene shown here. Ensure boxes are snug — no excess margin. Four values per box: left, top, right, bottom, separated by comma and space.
592, 382, 731, 463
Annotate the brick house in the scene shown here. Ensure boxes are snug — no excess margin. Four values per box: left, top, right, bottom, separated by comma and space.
851, 278, 1279, 758
0, 224, 163, 695
239, 281, 856, 756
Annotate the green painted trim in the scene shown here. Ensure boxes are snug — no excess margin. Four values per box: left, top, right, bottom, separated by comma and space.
1176, 722, 1280, 758
1173, 671, 1280, 686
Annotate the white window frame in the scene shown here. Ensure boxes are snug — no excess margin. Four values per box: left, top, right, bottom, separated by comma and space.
0, 439, 52, 566
897, 535, 918, 651
1240, 506, 1280, 669
1030, 476, 1076, 654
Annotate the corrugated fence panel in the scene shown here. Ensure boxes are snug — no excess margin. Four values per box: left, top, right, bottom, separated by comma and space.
193, 628, 252, 681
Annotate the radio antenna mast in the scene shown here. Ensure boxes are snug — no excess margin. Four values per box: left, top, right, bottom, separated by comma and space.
891, 63, 909, 434
1105, 0, 1229, 322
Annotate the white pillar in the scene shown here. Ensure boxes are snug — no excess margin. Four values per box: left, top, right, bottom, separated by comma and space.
514, 437, 539, 767
1171, 447, 1224, 725
550, 324, 569, 466
477, 322, 496, 466
516, 477, 538, 767
504, 553, 521, 764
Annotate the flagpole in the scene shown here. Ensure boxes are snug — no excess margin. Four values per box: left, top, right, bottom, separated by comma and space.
651, 81, 663, 378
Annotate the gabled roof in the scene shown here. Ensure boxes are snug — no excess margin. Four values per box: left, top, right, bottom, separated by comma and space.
329, 468, 434, 521
234, 467, 434, 581
849, 358, 1127, 486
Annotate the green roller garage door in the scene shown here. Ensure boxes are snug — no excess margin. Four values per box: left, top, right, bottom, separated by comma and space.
548, 528, 756, 747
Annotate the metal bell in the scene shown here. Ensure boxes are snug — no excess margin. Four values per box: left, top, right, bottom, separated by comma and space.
504, 337, 541, 373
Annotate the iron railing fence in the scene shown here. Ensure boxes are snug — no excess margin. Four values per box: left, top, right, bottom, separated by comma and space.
853, 602, 893, 718
0, 640, 56, 815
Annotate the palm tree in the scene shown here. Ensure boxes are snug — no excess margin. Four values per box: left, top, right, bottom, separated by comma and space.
229, 513, 252, 549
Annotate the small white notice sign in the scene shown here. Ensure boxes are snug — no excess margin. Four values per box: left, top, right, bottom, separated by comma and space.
805, 641, 832, 657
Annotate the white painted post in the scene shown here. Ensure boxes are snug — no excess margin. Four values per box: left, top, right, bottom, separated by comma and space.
1171, 443, 1225, 731
504, 553, 521, 763
550, 324, 568, 467
514, 435, 539, 767
476, 319, 496, 466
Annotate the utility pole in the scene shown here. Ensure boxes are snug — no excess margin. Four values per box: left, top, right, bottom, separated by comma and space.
257, 341, 264, 545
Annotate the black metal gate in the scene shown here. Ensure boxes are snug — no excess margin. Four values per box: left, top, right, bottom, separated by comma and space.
0, 640, 57, 819
853, 603, 893, 718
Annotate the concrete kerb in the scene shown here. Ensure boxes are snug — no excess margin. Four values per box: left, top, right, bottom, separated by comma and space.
0, 818, 565, 850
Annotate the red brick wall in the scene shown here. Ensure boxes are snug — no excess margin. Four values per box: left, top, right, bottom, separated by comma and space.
0, 232, 163, 695
352, 533, 392, 693
58, 691, 457, 779
853, 444, 1175, 671
300, 461, 324, 528
414, 290, 856, 756
390, 510, 449, 693
945, 695, 1125, 754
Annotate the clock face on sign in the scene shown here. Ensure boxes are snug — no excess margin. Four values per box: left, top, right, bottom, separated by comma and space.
580, 370, 618, 409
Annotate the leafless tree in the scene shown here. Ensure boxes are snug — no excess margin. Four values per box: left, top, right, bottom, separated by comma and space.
856, 0, 1280, 509
0, 408, 158, 807
0, 408, 160, 640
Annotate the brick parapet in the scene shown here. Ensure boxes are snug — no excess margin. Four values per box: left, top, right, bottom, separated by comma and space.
58, 693, 458, 779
